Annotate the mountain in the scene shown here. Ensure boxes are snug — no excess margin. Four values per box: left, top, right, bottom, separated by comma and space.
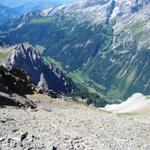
0, 0, 150, 104
16, 0, 79, 15
0, 0, 78, 25
0, 5, 20, 25
0, 43, 75, 94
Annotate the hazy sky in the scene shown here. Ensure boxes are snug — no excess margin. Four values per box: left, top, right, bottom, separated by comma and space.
0, 0, 78, 7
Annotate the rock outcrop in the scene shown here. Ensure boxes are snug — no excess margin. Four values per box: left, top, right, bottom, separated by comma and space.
0, 66, 35, 95
0, 66, 37, 109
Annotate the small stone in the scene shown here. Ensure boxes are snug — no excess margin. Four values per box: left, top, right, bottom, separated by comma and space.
21, 132, 28, 141
0, 137, 5, 142
12, 129, 19, 132
52, 146, 58, 150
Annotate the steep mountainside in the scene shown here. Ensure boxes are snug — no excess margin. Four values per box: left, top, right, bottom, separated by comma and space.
0, 0, 150, 103
0, 43, 74, 94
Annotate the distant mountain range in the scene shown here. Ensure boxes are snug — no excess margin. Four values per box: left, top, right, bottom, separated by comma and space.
0, 5, 20, 25
0, 0, 78, 24
0, 0, 150, 106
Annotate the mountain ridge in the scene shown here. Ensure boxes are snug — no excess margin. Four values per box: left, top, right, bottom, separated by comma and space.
0, 43, 75, 94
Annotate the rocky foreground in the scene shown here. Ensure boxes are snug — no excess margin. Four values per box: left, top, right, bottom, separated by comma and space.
0, 94, 150, 150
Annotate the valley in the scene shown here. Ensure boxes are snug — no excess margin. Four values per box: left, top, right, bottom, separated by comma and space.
0, 0, 149, 105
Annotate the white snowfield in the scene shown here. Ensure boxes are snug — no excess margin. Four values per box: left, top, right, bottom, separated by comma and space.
103, 93, 150, 114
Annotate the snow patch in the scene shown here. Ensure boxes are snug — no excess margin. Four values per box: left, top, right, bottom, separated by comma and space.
41, 8, 53, 16
102, 93, 150, 114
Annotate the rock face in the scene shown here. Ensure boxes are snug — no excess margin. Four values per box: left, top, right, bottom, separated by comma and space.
0, 0, 150, 103
0, 43, 74, 94
0, 65, 35, 95
0, 66, 37, 109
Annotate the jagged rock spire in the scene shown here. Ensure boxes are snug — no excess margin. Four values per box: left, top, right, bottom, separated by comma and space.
38, 73, 49, 91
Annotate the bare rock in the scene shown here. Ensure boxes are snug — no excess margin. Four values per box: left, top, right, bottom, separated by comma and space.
0, 92, 37, 109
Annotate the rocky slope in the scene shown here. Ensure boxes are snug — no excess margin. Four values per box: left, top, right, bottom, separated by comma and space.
0, 0, 150, 104
0, 94, 150, 149
0, 43, 75, 94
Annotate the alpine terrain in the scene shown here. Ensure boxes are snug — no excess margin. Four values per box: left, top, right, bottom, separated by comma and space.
1, 0, 149, 105
0, 0, 150, 149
